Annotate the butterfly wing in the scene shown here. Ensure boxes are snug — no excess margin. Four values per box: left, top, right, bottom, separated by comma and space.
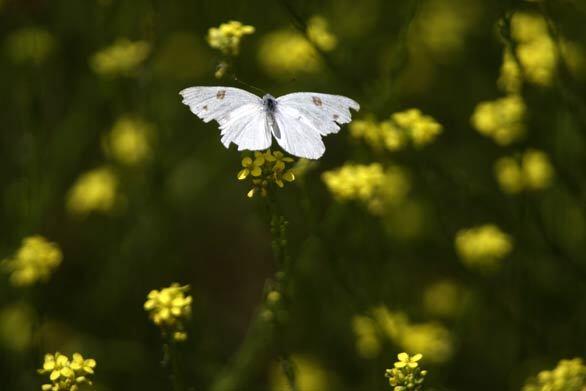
179, 86, 271, 151
273, 92, 360, 159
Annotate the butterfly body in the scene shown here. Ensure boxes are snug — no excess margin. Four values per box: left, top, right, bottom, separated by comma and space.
179, 86, 359, 159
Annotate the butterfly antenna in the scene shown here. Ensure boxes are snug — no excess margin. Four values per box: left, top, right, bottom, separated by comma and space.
232, 75, 267, 95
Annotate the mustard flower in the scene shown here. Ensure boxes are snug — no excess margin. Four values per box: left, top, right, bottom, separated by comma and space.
270, 354, 334, 391
350, 110, 442, 151
494, 149, 554, 194
2, 236, 62, 287
4, 27, 55, 64
66, 166, 119, 216
498, 13, 557, 91
207, 21, 255, 56
423, 280, 464, 318
144, 283, 192, 341
306, 16, 337, 51
322, 163, 410, 215
523, 358, 586, 391
236, 149, 296, 198
90, 38, 150, 76
0, 303, 34, 352
455, 224, 513, 272
385, 353, 427, 391
103, 116, 152, 166
471, 95, 526, 145
38, 352, 96, 391
258, 30, 320, 79
353, 306, 453, 363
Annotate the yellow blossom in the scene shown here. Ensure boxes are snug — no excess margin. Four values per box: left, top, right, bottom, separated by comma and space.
499, 13, 559, 92
2, 236, 62, 286
90, 38, 150, 76
523, 358, 586, 391
38, 352, 96, 391
307, 16, 337, 51
471, 95, 526, 145
4, 27, 55, 64
0, 303, 34, 351
494, 149, 554, 194
423, 280, 464, 318
66, 166, 119, 216
258, 30, 321, 79
207, 21, 255, 56
270, 354, 334, 391
237, 149, 296, 198
103, 116, 152, 166
353, 306, 453, 363
455, 224, 513, 272
385, 353, 427, 391
322, 163, 410, 215
351, 110, 442, 151
144, 283, 192, 341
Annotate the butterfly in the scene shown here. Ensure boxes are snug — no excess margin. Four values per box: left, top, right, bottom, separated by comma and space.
179, 86, 360, 159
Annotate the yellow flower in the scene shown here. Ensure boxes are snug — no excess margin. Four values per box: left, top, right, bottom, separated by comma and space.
423, 280, 464, 318
307, 16, 337, 51
494, 149, 554, 194
144, 283, 192, 341
38, 352, 96, 391
207, 21, 255, 56
323, 163, 410, 215
385, 353, 427, 391
351, 110, 442, 151
237, 155, 265, 180
270, 354, 334, 391
103, 116, 152, 166
90, 38, 150, 76
471, 95, 526, 145
2, 236, 62, 287
498, 13, 559, 92
66, 166, 119, 216
455, 224, 513, 272
523, 149, 554, 190
237, 150, 296, 198
0, 303, 34, 352
4, 27, 55, 64
522, 358, 586, 391
258, 30, 320, 79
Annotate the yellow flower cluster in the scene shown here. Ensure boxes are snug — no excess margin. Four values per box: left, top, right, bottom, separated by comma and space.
4, 27, 55, 64
322, 163, 410, 215
385, 353, 427, 391
38, 352, 96, 391
90, 38, 150, 76
258, 30, 320, 78
523, 358, 586, 391
352, 306, 453, 363
270, 354, 334, 391
494, 149, 555, 194
499, 13, 557, 93
144, 283, 192, 341
66, 166, 119, 216
423, 280, 464, 318
237, 150, 296, 198
455, 224, 513, 272
471, 95, 526, 145
2, 236, 62, 287
103, 116, 152, 166
207, 21, 255, 56
350, 109, 442, 151
306, 16, 338, 51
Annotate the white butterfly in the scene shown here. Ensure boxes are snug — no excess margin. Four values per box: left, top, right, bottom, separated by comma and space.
179, 86, 360, 159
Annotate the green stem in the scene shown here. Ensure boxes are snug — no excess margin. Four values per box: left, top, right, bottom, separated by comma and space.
162, 338, 184, 391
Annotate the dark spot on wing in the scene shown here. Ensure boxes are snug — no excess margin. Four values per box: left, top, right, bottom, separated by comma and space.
203, 105, 208, 111
216, 90, 226, 100
333, 114, 339, 120
312, 96, 323, 106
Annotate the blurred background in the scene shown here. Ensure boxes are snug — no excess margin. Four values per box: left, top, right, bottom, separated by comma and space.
1, 0, 585, 390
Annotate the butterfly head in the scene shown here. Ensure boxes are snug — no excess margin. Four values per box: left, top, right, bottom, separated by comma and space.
262, 94, 278, 113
